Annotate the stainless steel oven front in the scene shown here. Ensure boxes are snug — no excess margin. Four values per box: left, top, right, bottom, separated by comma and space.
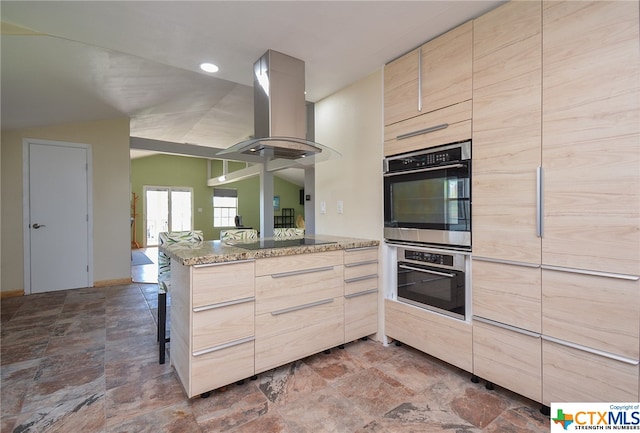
384, 141, 471, 248
396, 246, 468, 320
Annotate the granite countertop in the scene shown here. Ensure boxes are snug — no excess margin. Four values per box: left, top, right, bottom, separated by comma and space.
161, 234, 380, 266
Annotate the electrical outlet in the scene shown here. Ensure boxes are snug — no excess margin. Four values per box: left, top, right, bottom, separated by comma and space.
337, 200, 343, 214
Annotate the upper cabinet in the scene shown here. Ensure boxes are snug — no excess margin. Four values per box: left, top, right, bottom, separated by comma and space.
542, 0, 640, 275
384, 21, 473, 156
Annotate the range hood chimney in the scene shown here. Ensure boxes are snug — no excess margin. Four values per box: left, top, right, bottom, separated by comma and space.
216, 50, 337, 163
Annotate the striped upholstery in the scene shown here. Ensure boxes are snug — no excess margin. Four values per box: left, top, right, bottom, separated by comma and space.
220, 229, 258, 241
274, 228, 305, 239
158, 230, 203, 293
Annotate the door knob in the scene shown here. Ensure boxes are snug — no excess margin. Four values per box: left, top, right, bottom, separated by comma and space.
32, 223, 46, 229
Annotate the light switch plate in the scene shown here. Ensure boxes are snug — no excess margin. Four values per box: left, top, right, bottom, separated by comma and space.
337, 200, 343, 214
320, 201, 326, 214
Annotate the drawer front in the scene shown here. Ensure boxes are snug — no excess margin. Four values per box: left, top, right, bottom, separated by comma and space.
192, 301, 254, 352
255, 298, 344, 373
472, 260, 541, 332
190, 340, 255, 397
385, 299, 472, 371
344, 247, 378, 265
255, 265, 343, 315
344, 274, 378, 296
542, 270, 640, 359
384, 100, 472, 157
345, 291, 378, 342
255, 250, 342, 276
542, 339, 639, 405
192, 261, 255, 308
344, 262, 378, 282
473, 320, 541, 403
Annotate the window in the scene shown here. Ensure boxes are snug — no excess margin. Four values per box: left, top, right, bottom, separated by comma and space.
213, 188, 238, 227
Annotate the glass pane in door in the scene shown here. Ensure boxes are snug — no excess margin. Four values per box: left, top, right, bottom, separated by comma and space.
146, 189, 168, 246
171, 190, 192, 232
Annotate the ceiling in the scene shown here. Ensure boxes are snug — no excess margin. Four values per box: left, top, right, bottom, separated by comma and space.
1, 1, 504, 165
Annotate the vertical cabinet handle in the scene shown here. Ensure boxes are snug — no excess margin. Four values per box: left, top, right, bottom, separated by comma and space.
417, 48, 422, 113
536, 166, 544, 238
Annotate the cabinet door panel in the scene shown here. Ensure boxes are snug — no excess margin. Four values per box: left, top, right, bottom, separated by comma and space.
472, 0, 541, 263
255, 266, 343, 315
543, 340, 639, 405
191, 341, 255, 397
473, 321, 541, 403
255, 251, 342, 276
344, 247, 378, 265
542, 0, 640, 274
542, 270, 640, 359
421, 21, 472, 113
192, 261, 254, 308
192, 302, 254, 352
472, 260, 541, 332
255, 298, 344, 373
385, 300, 472, 371
384, 48, 420, 126
345, 291, 378, 342
344, 262, 378, 282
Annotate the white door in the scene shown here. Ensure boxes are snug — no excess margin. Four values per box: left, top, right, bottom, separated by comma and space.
144, 186, 192, 246
24, 139, 92, 293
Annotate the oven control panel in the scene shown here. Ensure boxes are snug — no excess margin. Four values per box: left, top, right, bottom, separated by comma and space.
403, 249, 453, 266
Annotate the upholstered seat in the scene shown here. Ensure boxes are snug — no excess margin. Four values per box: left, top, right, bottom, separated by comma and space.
220, 229, 258, 241
273, 228, 305, 239
157, 230, 203, 364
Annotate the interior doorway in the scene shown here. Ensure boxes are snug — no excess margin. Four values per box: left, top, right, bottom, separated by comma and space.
144, 186, 193, 246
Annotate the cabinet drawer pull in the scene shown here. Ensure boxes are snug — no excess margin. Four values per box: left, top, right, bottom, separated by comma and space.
473, 316, 540, 338
193, 296, 255, 313
194, 259, 255, 268
542, 335, 639, 366
344, 260, 378, 268
536, 166, 544, 238
472, 256, 540, 268
271, 266, 334, 279
192, 336, 254, 357
271, 298, 334, 316
345, 246, 378, 252
345, 288, 378, 299
396, 123, 448, 140
541, 265, 639, 281
417, 48, 422, 112
344, 274, 378, 284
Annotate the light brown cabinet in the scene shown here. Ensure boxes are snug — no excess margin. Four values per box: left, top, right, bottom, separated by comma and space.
344, 246, 379, 342
254, 251, 345, 373
471, 0, 640, 406
171, 259, 256, 398
383, 21, 472, 156
385, 299, 472, 372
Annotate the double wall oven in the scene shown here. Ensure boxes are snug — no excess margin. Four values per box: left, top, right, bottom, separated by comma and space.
384, 141, 471, 321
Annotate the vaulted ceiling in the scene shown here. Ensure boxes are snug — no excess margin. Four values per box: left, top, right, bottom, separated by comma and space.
1, 1, 504, 160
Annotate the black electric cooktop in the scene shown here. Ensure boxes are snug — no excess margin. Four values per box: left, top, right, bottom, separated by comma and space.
232, 238, 337, 250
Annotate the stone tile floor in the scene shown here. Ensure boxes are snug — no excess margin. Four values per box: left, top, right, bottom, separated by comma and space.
1, 283, 550, 432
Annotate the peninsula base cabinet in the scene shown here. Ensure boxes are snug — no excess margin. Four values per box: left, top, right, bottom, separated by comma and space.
170, 259, 256, 398
171, 245, 381, 398
385, 299, 472, 372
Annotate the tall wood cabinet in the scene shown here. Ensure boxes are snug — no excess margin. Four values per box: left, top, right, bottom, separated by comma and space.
384, 21, 473, 157
472, 0, 640, 405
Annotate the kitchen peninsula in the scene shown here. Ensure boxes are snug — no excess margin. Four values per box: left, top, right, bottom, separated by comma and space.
161, 235, 380, 398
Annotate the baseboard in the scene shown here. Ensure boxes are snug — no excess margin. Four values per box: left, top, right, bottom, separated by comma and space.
1, 290, 25, 298
93, 277, 133, 287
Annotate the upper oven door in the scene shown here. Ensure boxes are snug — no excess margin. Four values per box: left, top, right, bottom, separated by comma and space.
384, 160, 471, 233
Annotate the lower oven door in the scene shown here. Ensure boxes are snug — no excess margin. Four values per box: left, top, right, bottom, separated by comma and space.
397, 261, 466, 320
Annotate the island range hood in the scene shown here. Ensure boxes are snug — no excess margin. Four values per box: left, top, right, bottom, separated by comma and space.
216, 50, 338, 163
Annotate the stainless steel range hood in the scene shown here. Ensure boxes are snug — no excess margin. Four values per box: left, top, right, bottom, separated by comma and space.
216, 50, 338, 164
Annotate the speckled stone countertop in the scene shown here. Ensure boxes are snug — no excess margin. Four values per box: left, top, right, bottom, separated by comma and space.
161, 234, 380, 266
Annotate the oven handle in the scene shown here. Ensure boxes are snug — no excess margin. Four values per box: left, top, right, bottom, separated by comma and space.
383, 163, 464, 177
398, 264, 456, 278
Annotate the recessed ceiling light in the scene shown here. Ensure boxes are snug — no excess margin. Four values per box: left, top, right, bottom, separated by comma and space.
200, 62, 219, 73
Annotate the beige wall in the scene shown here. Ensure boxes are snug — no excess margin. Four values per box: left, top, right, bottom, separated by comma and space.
315, 69, 384, 240
1, 117, 131, 294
